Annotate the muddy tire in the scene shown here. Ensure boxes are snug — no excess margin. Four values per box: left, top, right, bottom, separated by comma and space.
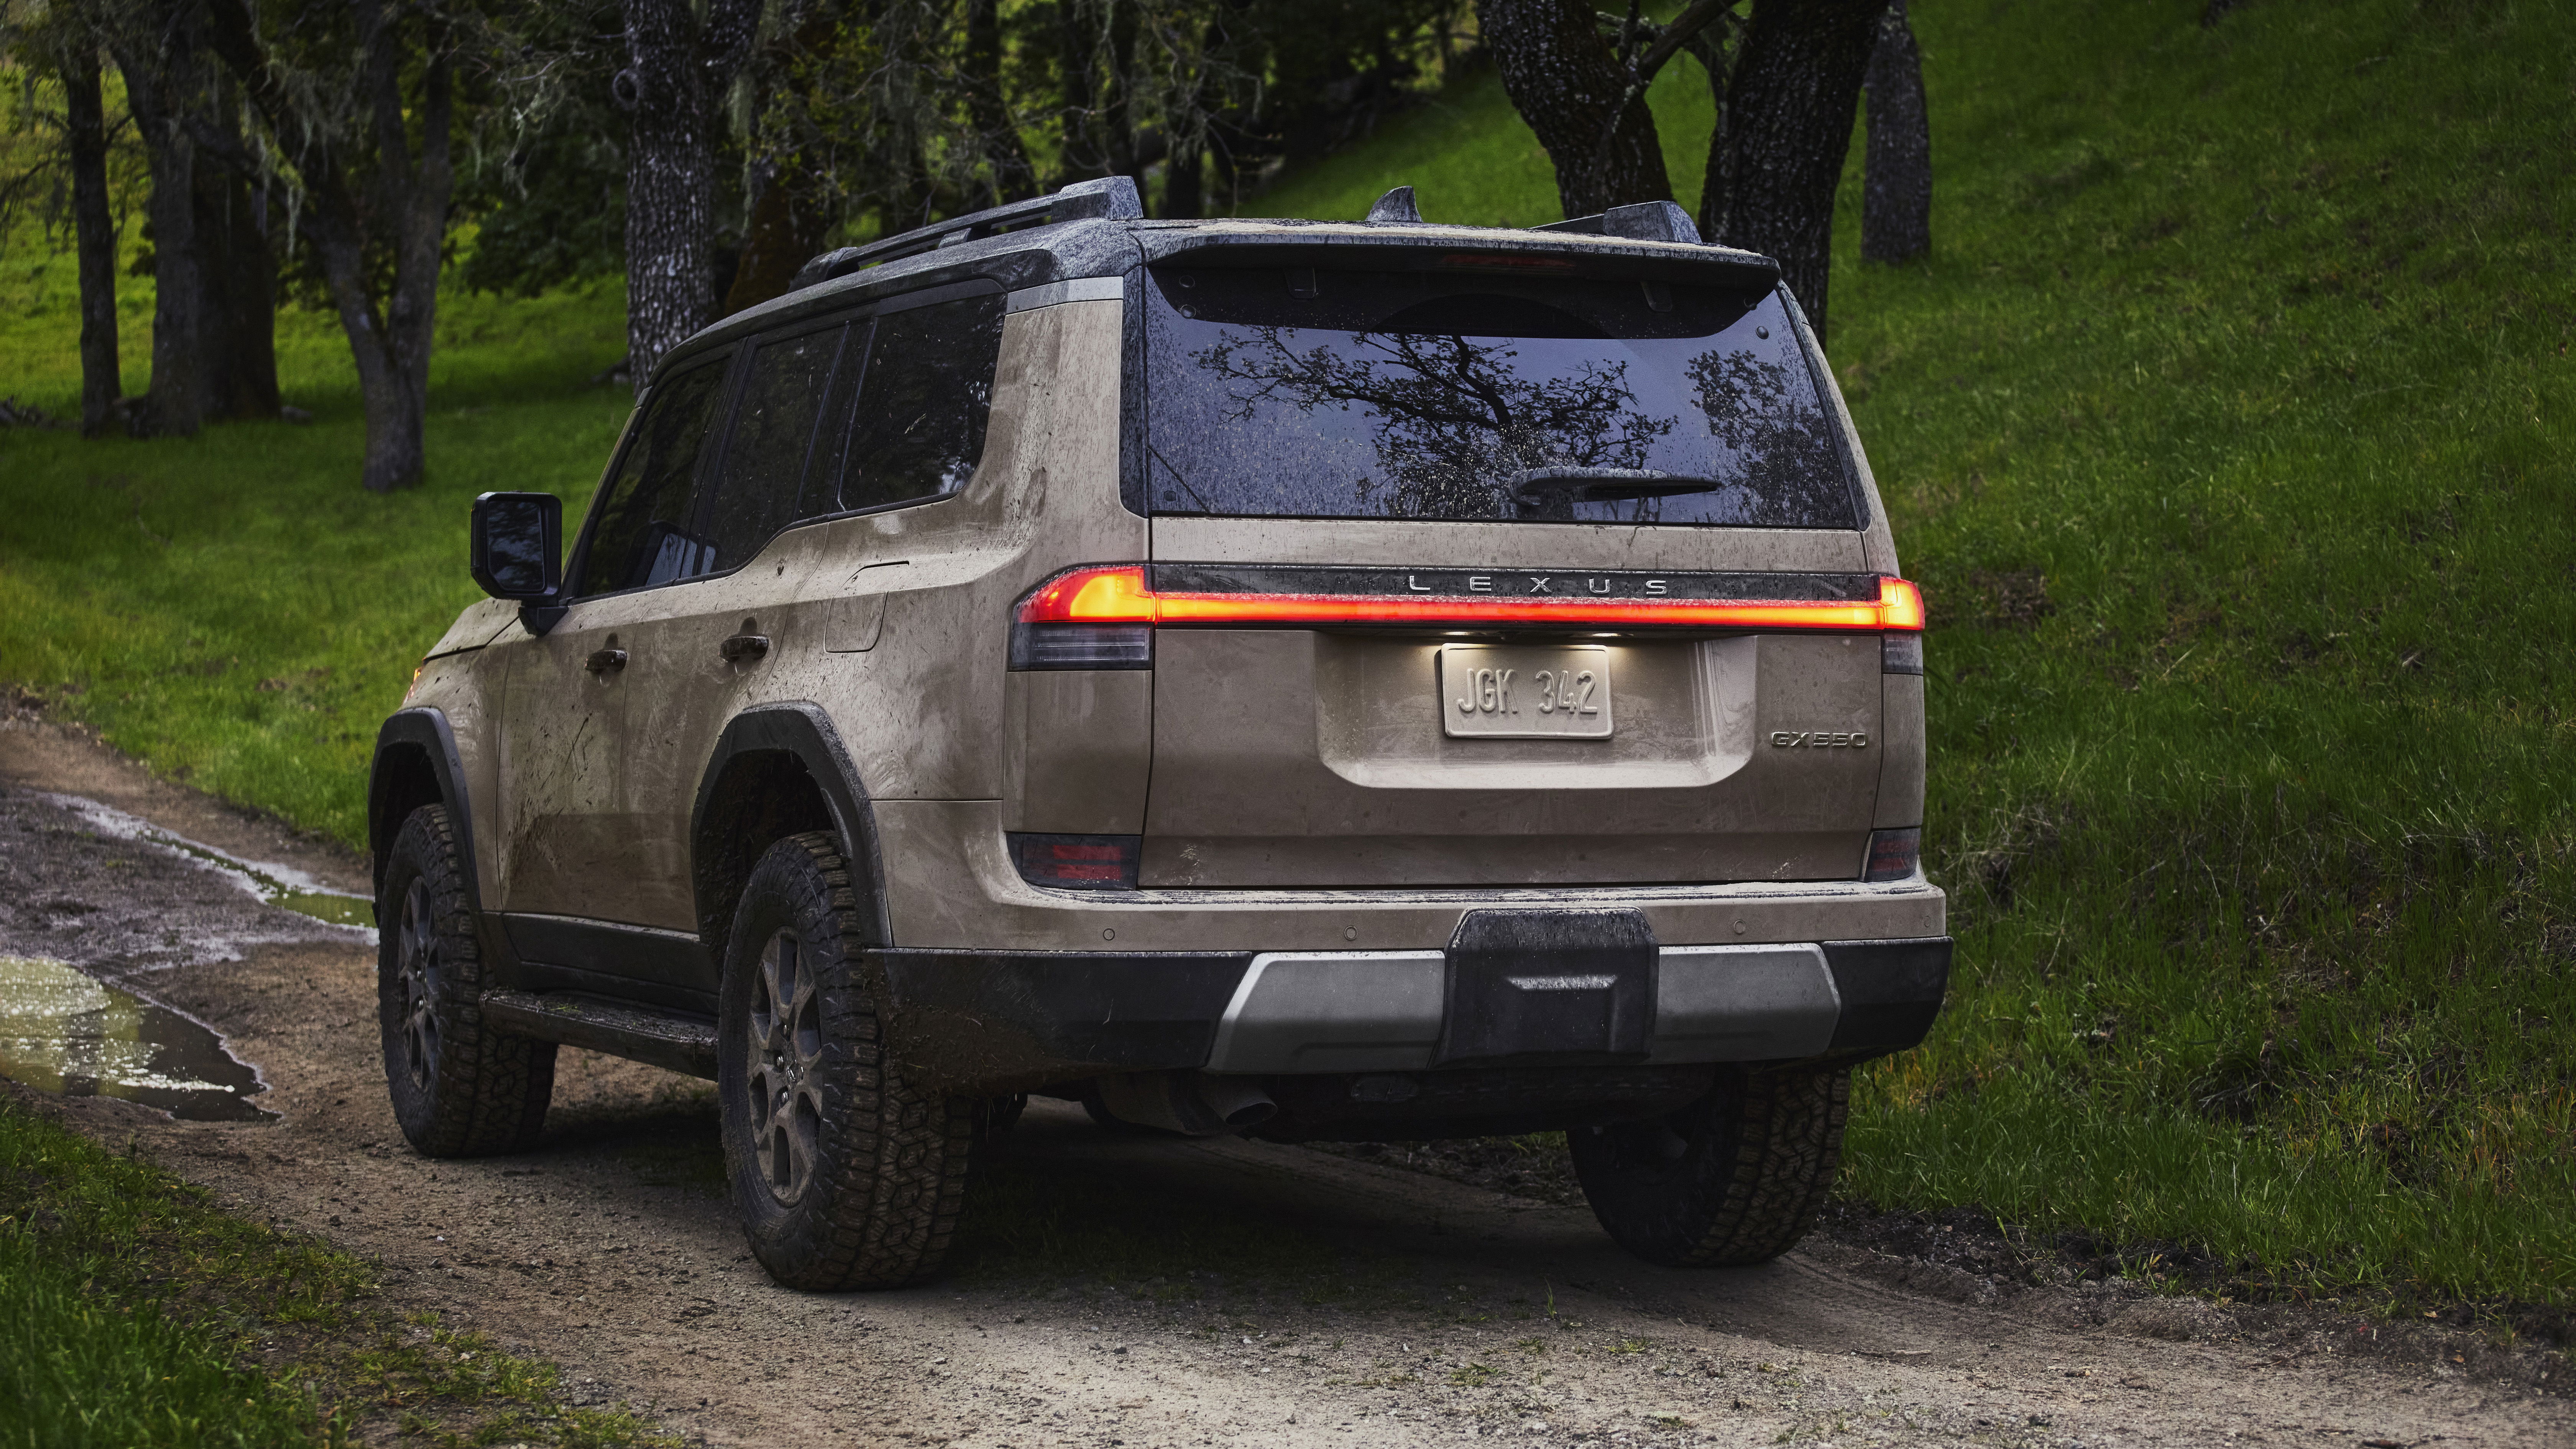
1567, 1066, 1848, 1266
718, 833, 975, 1290
378, 804, 556, 1157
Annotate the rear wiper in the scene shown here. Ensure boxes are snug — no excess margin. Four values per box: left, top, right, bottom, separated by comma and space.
1506, 466, 1722, 504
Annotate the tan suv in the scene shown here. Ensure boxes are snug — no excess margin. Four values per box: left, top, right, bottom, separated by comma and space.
370, 177, 1948, 1291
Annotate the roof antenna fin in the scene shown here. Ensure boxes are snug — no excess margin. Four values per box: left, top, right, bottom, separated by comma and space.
1364, 186, 1423, 224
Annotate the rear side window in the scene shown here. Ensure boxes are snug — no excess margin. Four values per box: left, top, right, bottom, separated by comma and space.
573, 358, 731, 597
700, 323, 851, 570
1143, 268, 1854, 529
835, 293, 1006, 513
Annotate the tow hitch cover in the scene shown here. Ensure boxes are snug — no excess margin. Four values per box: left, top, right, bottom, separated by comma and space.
1435, 909, 1657, 1066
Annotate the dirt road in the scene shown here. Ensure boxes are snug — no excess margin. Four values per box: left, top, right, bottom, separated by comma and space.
0, 713, 2563, 1448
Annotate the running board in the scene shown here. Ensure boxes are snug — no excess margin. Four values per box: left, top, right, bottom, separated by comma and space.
480, 989, 719, 1080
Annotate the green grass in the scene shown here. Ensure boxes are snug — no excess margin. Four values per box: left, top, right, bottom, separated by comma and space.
2, 0, 2572, 1313
0, 1213, 330, 1448
1262, 0, 2576, 1311
0, 268, 629, 844
0, 1093, 676, 1446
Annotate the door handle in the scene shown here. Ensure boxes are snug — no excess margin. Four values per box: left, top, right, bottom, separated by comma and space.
585, 648, 627, 674
721, 632, 770, 664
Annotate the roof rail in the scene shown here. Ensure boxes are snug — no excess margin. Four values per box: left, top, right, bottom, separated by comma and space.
1532, 200, 1702, 245
787, 175, 1144, 293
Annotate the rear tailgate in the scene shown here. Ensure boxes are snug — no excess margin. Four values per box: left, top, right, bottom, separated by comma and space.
1130, 251, 1903, 891
1135, 548, 1892, 888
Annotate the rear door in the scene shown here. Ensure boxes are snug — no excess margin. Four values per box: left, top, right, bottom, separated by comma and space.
1136, 264, 1889, 889
610, 284, 1014, 932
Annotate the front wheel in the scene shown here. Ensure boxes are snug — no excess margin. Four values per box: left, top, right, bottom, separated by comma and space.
718, 833, 975, 1290
377, 803, 555, 1156
1567, 1066, 1848, 1266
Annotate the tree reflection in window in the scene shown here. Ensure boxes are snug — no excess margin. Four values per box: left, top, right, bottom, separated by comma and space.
1191, 326, 1677, 521
1683, 349, 1849, 527
1148, 274, 1857, 530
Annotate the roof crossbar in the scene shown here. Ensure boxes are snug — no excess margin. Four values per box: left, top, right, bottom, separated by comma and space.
788, 175, 1143, 292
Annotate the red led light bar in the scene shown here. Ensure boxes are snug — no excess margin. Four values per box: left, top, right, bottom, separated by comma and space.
1017, 567, 1925, 632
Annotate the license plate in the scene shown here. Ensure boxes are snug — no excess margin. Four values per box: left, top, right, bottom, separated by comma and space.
1438, 644, 1613, 739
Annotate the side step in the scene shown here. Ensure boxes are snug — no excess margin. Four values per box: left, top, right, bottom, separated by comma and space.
480, 989, 719, 1080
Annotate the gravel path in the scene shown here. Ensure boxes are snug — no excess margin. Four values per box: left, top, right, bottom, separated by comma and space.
1, 711, 2564, 1448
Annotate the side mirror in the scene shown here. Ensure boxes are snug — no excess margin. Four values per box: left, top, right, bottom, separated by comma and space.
470, 492, 566, 636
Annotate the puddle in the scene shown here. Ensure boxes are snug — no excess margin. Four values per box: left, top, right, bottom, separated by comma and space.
32, 790, 375, 934
0, 956, 273, 1121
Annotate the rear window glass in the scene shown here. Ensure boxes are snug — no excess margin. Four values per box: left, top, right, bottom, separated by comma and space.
1143, 267, 1855, 528
835, 293, 1006, 513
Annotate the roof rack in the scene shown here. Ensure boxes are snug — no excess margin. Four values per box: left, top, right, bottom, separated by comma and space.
1532, 200, 1702, 245
787, 175, 1144, 292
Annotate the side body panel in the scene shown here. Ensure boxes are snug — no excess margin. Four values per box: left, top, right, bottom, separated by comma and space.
618, 297, 1143, 943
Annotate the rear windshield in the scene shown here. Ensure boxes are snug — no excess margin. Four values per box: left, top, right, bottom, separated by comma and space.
1142, 266, 1856, 528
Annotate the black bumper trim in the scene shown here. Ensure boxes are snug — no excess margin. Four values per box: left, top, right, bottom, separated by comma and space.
874, 949, 1255, 1092
1820, 936, 1953, 1053
873, 938, 1950, 1095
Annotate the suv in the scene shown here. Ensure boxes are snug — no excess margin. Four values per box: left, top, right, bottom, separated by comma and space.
370, 177, 1947, 1291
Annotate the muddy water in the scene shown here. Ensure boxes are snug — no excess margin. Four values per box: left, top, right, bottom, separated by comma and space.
32, 789, 376, 931
0, 955, 272, 1121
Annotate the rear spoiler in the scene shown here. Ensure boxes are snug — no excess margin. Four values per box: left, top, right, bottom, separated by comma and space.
1135, 218, 1780, 289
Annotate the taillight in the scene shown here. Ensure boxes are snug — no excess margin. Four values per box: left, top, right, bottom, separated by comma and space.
1864, 827, 1922, 882
1009, 623, 1152, 670
1012, 564, 1929, 644
1008, 833, 1142, 890
1010, 567, 1156, 670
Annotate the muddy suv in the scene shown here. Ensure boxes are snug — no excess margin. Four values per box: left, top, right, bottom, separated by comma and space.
371, 177, 1948, 1291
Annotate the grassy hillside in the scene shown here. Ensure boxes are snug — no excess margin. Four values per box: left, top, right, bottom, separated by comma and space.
1256, 0, 2576, 1309
1, 0, 2569, 1311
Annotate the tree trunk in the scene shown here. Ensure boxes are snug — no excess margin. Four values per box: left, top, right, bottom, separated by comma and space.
622, 0, 717, 382
1708, 0, 1882, 347
1477, 0, 1671, 220
1053, 2, 1102, 187
620, 0, 758, 381
117, 41, 202, 438
1686, 22, 1737, 253
374, 7, 450, 491
1163, 136, 1205, 220
61, 40, 122, 437
964, 0, 1038, 205
192, 74, 279, 421
200, 0, 451, 489
1861, 0, 1930, 265
1103, 0, 1145, 204
724, 175, 832, 315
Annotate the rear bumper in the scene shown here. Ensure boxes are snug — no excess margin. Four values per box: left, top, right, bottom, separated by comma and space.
878, 935, 1949, 1096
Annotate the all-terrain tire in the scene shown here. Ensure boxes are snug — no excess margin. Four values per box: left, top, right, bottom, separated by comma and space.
378, 803, 556, 1156
1567, 1066, 1849, 1266
718, 832, 976, 1290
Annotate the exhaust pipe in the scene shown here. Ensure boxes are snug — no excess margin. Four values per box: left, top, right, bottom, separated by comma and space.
1092, 1070, 1276, 1136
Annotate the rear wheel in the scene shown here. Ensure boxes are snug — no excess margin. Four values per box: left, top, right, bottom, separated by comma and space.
1567, 1066, 1848, 1266
377, 804, 555, 1156
718, 833, 975, 1290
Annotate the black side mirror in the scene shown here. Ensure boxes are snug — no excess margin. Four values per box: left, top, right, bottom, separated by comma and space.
470, 492, 567, 635
470, 492, 561, 598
